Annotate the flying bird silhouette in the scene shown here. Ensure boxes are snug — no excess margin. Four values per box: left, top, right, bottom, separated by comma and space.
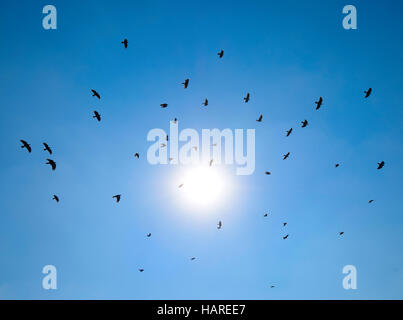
301, 120, 308, 128
286, 128, 293, 136
217, 221, 222, 229
146, 233, 151, 237
46, 159, 56, 171
93, 111, 101, 122
256, 114, 263, 122
217, 50, 224, 58
368, 200, 374, 204
283, 234, 289, 240
134, 153, 139, 158
335, 163, 340, 168
138, 268, 144, 272
264, 213, 268, 217
20, 139, 31, 153
160, 103, 168, 108
182, 78, 189, 89
265, 171, 271, 175
364, 88, 372, 98
121, 38, 128, 48
52, 195, 59, 202
339, 232, 344, 236
270, 285, 275, 288
112, 194, 121, 203
283, 152, 290, 160
377, 161, 385, 170
91, 89, 100, 99
178, 184, 184, 188
283, 222, 287, 227
42, 143, 52, 155
315, 97, 323, 110
160, 143, 166, 148
191, 257, 196, 261
244, 93, 250, 103
203, 98, 208, 107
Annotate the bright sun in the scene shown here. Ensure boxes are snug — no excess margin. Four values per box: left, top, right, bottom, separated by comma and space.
180, 166, 227, 208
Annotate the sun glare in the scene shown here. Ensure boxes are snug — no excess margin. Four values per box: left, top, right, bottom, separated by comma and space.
180, 166, 228, 208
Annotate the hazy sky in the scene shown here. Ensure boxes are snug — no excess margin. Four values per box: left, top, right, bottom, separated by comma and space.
0, 0, 402, 299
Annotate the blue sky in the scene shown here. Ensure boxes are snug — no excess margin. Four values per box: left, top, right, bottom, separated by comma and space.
0, 0, 402, 299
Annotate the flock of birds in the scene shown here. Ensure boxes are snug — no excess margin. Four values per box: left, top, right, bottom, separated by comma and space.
259, 88, 382, 244
18, 39, 385, 286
